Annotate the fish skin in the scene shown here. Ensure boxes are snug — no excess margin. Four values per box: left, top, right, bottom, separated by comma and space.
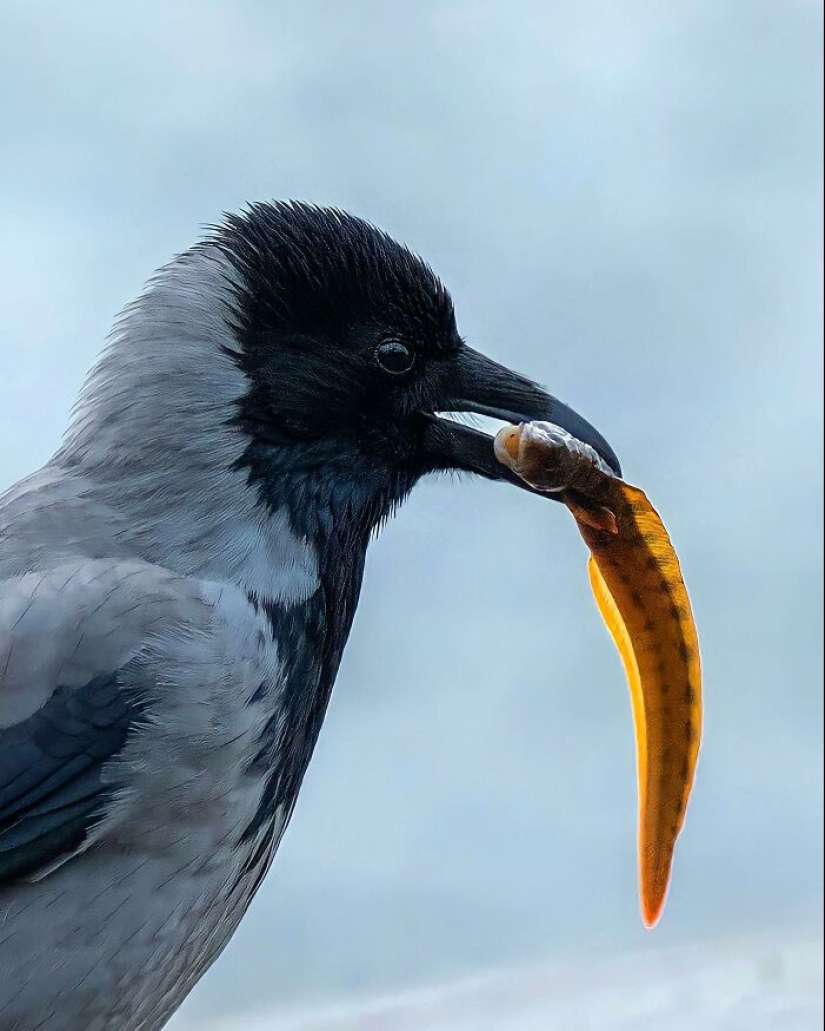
494, 423, 702, 927
578, 486, 702, 927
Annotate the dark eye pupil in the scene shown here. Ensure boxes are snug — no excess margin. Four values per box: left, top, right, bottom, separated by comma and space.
375, 341, 414, 374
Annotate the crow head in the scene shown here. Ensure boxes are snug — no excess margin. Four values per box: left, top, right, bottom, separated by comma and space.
219, 202, 619, 544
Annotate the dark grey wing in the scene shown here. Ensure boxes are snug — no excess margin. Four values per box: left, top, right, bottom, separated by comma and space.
0, 559, 201, 885
0, 672, 146, 883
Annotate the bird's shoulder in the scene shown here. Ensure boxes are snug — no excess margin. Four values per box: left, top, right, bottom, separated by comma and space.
0, 557, 214, 724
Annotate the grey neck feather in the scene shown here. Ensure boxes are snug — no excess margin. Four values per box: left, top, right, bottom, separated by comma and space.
54, 246, 319, 606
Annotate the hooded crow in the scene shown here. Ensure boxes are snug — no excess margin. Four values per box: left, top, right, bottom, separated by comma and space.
0, 202, 618, 1030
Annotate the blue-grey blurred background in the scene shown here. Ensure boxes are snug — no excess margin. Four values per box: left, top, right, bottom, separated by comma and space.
1, 1, 822, 1026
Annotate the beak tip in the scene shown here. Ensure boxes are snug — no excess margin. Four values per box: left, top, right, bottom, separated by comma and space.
545, 397, 622, 477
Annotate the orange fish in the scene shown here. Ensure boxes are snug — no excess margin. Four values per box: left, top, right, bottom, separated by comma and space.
494, 422, 702, 927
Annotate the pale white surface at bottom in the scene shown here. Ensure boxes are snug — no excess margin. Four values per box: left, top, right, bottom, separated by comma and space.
173, 922, 823, 1031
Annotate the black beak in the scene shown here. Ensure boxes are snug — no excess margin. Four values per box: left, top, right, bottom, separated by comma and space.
420, 346, 621, 486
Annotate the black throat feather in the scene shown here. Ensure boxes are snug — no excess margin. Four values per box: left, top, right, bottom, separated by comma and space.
234, 455, 416, 885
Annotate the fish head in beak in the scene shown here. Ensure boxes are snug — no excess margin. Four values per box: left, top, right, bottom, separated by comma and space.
418, 345, 621, 489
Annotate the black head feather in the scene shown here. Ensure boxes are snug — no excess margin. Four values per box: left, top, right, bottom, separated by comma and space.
214, 202, 462, 546
216, 201, 455, 344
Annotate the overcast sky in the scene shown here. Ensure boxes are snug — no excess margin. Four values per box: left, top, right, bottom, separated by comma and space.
1, 0, 822, 1025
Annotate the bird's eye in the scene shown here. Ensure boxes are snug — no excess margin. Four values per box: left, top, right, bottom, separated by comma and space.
375, 340, 415, 375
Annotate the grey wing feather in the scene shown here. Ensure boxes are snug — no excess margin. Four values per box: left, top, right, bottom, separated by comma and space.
0, 559, 208, 884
